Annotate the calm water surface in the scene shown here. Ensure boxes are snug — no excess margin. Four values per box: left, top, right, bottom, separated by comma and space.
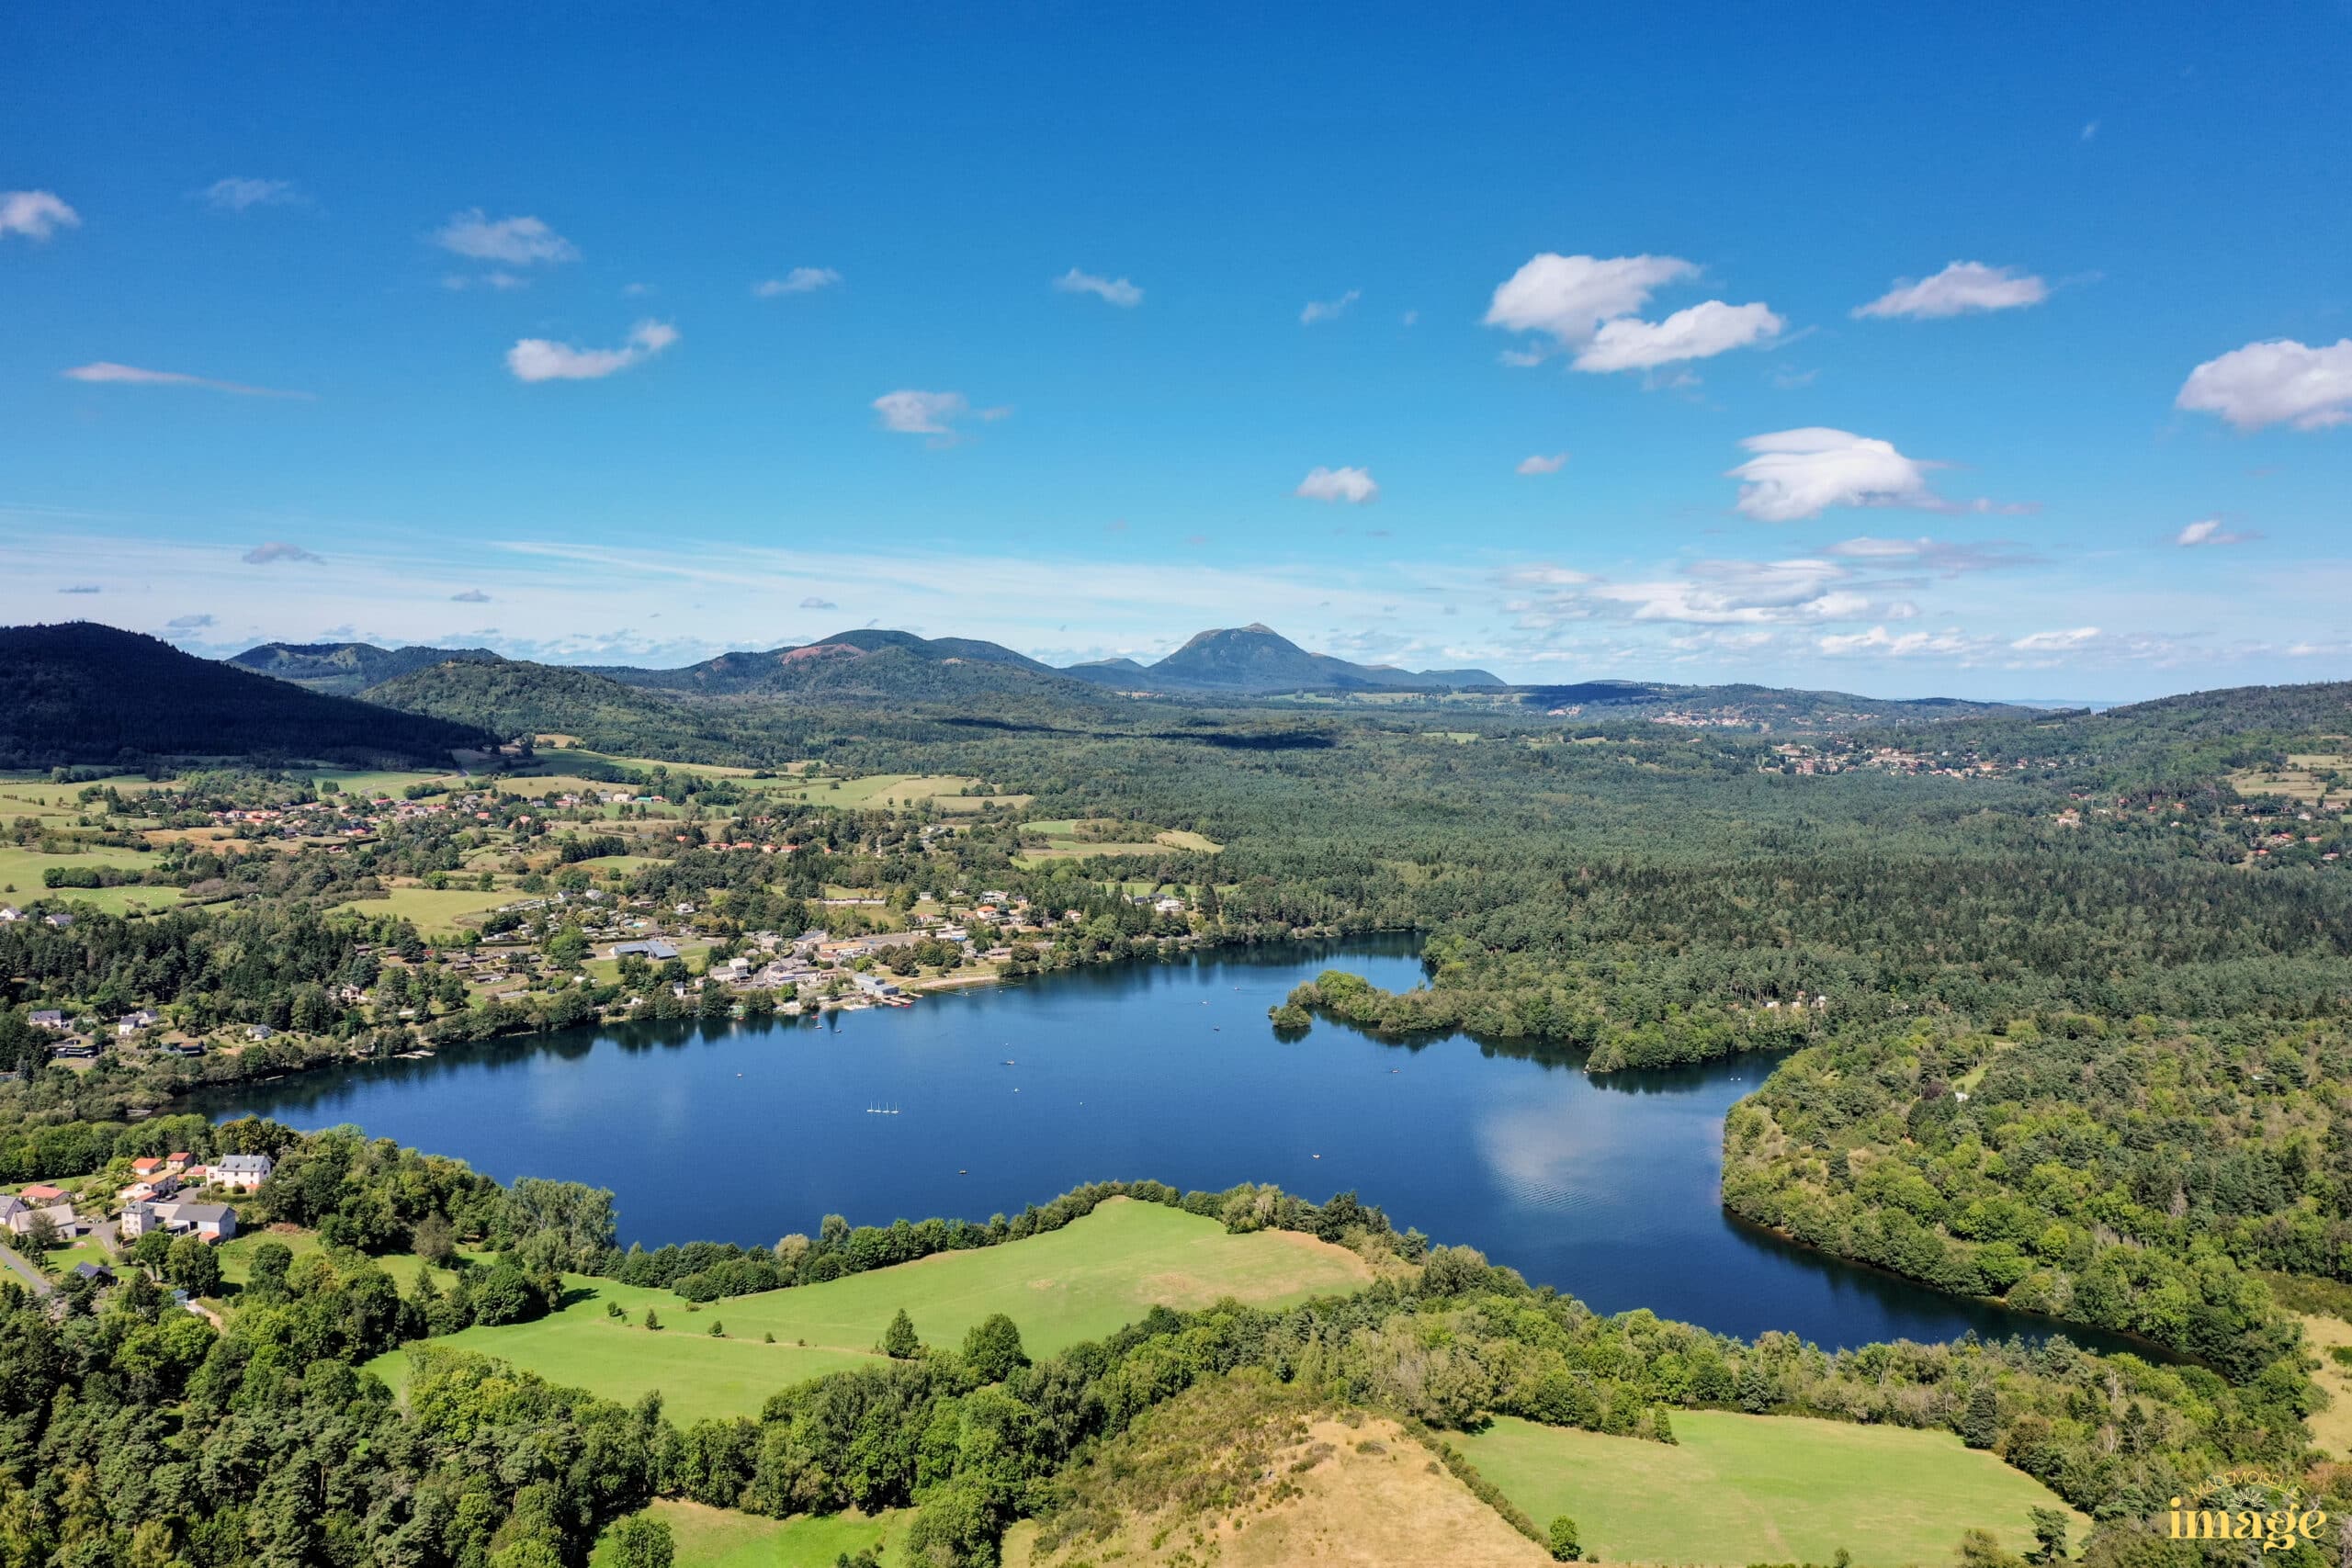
200, 938, 2131, 1353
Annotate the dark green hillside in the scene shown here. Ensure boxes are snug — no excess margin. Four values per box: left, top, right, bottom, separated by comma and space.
0, 622, 492, 767
1521, 680, 2018, 728
227, 640, 503, 696
362, 658, 717, 751
604, 627, 1077, 696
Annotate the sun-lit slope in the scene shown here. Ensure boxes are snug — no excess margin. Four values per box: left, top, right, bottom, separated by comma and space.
1457, 1411, 2087, 1567
368, 1198, 1372, 1424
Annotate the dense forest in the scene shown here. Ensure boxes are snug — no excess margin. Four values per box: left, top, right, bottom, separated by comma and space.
0, 625, 492, 768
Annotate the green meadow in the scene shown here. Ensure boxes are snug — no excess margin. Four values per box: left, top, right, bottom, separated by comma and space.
590, 1501, 911, 1568
1457, 1412, 2087, 1567
367, 1198, 1371, 1424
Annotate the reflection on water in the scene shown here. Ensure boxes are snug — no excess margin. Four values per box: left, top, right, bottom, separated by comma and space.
197, 936, 2145, 1354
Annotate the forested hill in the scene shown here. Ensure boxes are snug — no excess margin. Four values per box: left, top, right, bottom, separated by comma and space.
226, 639, 503, 696
1063, 623, 1503, 693
0, 622, 493, 767
594, 628, 1104, 700
361, 658, 723, 751
1517, 680, 2020, 728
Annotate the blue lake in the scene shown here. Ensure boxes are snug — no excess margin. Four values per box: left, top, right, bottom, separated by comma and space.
201, 937, 2143, 1354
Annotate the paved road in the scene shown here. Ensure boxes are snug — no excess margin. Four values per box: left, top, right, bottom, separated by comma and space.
0, 1240, 57, 1298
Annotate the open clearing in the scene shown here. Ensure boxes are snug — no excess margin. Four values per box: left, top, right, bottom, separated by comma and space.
1457, 1412, 2086, 1567
2230, 753, 2347, 807
366, 1198, 1371, 1423
1013, 818, 1223, 864
758, 773, 1023, 811
2302, 1313, 2352, 1458
591, 1501, 911, 1568
327, 885, 522, 933
0, 844, 181, 913
1009, 1373, 1546, 1568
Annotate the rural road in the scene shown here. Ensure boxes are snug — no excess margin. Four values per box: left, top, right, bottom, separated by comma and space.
0, 1240, 57, 1298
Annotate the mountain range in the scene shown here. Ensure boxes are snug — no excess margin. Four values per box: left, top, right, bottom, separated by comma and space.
1060, 624, 1502, 694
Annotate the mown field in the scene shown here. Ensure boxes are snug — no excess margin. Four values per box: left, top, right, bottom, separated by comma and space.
591, 1501, 911, 1568
0, 843, 182, 913
325, 884, 526, 934
1457, 1412, 2086, 1567
366, 1198, 1372, 1423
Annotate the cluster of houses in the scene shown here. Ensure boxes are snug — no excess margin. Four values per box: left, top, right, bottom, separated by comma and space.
109, 1151, 273, 1245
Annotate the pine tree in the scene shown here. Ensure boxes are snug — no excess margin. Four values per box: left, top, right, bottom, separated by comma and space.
1962, 1382, 1999, 1450
881, 1307, 921, 1359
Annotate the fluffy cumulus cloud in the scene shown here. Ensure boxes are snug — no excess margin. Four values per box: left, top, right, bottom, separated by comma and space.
1574, 300, 1783, 372
1054, 268, 1143, 307
2176, 338, 2352, 431
202, 177, 300, 212
62, 362, 307, 398
0, 190, 79, 241
1727, 429, 1939, 522
434, 209, 578, 266
1516, 453, 1569, 476
1295, 466, 1378, 503
1485, 253, 1778, 373
2176, 518, 2260, 547
506, 321, 677, 382
1854, 261, 2048, 320
243, 541, 323, 565
754, 267, 842, 298
1300, 288, 1360, 324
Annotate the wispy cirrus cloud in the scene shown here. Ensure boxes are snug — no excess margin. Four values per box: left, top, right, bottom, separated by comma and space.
62, 362, 311, 399
2177, 338, 2352, 431
1295, 466, 1378, 503
434, 209, 578, 265
755, 267, 842, 298
2175, 518, 2261, 547
244, 541, 324, 565
1821, 536, 2042, 574
1300, 289, 1361, 325
201, 177, 302, 213
1854, 261, 2048, 320
1054, 268, 1142, 307
506, 321, 677, 382
0, 190, 78, 241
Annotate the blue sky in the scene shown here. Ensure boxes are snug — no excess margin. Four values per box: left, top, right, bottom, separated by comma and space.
5, 2, 2348, 700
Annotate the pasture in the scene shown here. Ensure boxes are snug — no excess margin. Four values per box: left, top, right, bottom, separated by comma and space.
1456, 1412, 2086, 1567
590, 1501, 911, 1568
327, 884, 524, 933
366, 1198, 1371, 1424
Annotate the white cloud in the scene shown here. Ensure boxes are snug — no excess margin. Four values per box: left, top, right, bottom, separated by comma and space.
165, 613, 216, 630
1727, 429, 1940, 522
433, 209, 578, 266
1573, 299, 1782, 372
1300, 289, 1360, 325
1295, 466, 1378, 504
873, 389, 974, 435
2175, 518, 2259, 547
1823, 536, 2041, 574
1817, 626, 1980, 658
1516, 453, 1569, 476
1594, 558, 1874, 625
2010, 626, 2102, 652
506, 320, 677, 382
202, 177, 300, 212
451, 589, 492, 603
1484, 254, 1695, 344
798, 595, 837, 610
1054, 268, 1143, 307
243, 541, 324, 565
755, 267, 842, 298
2176, 338, 2352, 431
0, 190, 78, 241
443, 270, 529, 291
62, 361, 309, 398
1854, 261, 2048, 320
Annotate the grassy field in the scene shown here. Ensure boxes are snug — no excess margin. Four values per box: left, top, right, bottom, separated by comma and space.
591, 1501, 911, 1568
327, 885, 522, 933
2230, 753, 2348, 807
367, 1198, 1371, 1423
1456, 1413, 2086, 1567
1012, 819, 1222, 865
211, 1226, 462, 1302
2303, 1314, 2352, 1458
0, 844, 182, 912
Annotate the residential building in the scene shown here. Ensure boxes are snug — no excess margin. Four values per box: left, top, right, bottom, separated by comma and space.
214, 1154, 274, 1191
